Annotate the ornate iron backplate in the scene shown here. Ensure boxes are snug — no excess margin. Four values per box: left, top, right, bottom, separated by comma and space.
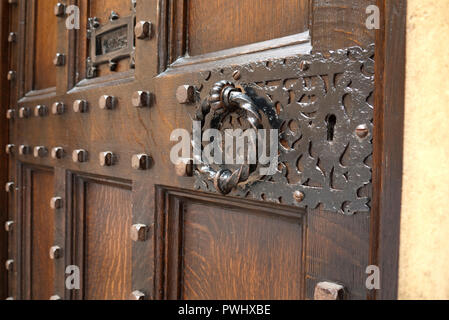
189, 45, 375, 215
86, 3, 136, 78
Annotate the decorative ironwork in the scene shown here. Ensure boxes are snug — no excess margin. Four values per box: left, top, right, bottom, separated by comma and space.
190, 45, 375, 215
86, 5, 136, 78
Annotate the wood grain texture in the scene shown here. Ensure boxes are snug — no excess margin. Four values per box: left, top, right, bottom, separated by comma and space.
89, 0, 131, 22
52, 168, 67, 299
132, 180, 155, 300
182, 202, 304, 300
306, 208, 370, 300
188, 0, 309, 56
82, 179, 132, 300
33, 0, 58, 90
30, 169, 55, 300
312, 0, 375, 51
159, 189, 305, 300
370, 0, 406, 300
74, 0, 89, 83
19, 166, 55, 300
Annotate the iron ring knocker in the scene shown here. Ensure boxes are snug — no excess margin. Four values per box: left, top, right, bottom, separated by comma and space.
194, 80, 269, 195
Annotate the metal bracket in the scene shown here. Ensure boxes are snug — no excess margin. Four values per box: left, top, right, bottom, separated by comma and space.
190, 45, 375, 215
86, 5, 136, 78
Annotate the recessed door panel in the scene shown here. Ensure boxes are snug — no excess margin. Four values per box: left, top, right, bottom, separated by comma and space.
27, 0, 58, 92
22, 166, 55, 300
73, 176, 132, 300
159, 189, 305, 300
188, 0, 309, 56
182, 202, 304, 300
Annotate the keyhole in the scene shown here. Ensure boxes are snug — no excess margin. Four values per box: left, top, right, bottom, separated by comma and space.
326, 114, 337, 141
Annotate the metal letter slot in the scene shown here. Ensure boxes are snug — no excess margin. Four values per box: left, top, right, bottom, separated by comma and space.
86, 7, 136, 78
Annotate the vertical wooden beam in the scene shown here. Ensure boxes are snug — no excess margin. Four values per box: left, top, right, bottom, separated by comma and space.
54, 167, 67, 300
0, 0, 11, 301
56, 0, 70, 94
131, 180, 155, 300
370, 0, 407, 300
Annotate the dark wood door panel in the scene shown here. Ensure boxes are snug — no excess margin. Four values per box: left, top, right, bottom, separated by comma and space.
312, 0, 375, 52
187, 0, 309, 56
182, 202, 304, 300
158, 188, 305, 300
1, 0, 401, 301
25, 0, 59, 93
88, 0, 132, 22
20, 165, 55, 300
305, 208, 371, 300
72, 174, 132, 300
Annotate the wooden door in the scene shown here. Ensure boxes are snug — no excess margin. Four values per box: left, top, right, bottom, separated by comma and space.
1, 0, 390, 300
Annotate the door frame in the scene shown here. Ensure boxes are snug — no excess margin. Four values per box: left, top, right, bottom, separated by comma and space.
0, 0, 407, 300
370, 0, 406, 300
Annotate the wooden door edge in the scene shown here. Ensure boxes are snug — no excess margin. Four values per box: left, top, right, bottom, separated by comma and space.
0, 0, 11, 301
370, 0, 407, 300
